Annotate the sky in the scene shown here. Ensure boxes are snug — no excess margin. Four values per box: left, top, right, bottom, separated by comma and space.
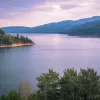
0, 0, 100, 27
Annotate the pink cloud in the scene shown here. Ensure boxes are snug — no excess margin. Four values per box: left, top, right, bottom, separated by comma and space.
0, 0, 100, 27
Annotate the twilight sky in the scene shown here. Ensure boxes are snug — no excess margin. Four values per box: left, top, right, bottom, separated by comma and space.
0, 0, 100, 27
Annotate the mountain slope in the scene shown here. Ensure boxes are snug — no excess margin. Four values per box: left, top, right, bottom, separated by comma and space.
1, 16, 100, 33
66, 20, 100, 36
1, 21, 74, 33
1, 26, 31, 33
31, 21, 74, 33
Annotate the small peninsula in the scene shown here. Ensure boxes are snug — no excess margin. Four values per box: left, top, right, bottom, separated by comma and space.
0, 29, 35, 48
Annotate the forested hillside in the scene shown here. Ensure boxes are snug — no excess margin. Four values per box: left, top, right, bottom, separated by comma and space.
2, 16, 100, 33
66, 20, 100, 37
0, 29, 33, 45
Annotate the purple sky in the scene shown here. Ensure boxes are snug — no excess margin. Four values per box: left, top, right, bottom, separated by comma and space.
0, 0, 100, 27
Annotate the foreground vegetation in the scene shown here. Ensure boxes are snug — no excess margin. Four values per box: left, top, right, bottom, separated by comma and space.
0, 68, 100, 100
0, 29, 33, 45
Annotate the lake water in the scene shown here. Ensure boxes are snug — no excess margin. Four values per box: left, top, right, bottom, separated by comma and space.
1, 34, 100, 95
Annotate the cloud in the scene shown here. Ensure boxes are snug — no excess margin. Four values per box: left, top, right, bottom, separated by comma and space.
0, 0, 47, 19
61, 4, 80, 10
0, 0, 100, 27
0, 0, 45, 8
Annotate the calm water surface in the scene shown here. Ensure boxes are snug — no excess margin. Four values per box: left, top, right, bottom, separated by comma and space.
1, 34, 100, 94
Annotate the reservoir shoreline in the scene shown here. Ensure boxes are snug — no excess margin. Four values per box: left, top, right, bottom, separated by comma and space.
0, 43, 35, 48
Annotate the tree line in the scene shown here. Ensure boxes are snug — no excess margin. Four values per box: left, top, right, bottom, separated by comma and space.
0, 29, 33, 45
0, 68, 100, 100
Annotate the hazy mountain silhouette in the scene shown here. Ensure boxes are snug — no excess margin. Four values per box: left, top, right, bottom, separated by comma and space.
1, 16, 100, 33
66, 20, 100, 36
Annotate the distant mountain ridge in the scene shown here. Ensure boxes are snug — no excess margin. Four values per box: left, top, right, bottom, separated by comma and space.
2, 26, 31, 33
1, 16, 100, 33
66, 20, 100, 37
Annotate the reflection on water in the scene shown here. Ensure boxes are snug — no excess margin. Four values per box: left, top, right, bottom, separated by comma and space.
1, 34, 100, 95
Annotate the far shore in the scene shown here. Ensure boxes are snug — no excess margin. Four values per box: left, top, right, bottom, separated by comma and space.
0, 43, 35, 48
